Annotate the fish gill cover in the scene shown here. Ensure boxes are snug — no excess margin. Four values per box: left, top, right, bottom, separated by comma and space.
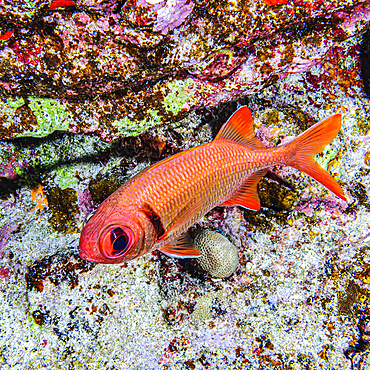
1, 0, 370, 369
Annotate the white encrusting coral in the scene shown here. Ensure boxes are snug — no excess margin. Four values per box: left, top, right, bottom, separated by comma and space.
194, 230, 239, 278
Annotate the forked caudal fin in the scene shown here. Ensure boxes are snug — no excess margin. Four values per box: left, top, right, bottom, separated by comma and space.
215, 106, 346, 205
284, 114, 346, 201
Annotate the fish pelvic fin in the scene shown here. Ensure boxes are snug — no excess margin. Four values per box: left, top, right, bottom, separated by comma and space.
285, 114, 346, 201
220, 169, 267, 210
159, 232, 201, 259
214, 106, 266, 149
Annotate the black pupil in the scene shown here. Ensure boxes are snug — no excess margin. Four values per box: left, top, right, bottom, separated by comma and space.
110, 228, 129, 253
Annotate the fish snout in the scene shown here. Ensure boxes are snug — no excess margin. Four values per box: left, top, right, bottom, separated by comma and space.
78, 228, 103, 262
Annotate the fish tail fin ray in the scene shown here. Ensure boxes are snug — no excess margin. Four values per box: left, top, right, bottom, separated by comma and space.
214, 106, 266, 149
285, 114, 346, 201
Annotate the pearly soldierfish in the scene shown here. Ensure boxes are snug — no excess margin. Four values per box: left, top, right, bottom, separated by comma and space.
79, 106, 346, 264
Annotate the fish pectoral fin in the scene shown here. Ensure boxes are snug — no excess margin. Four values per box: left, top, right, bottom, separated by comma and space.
159, 232, 201, 259
220, 169, 267, 210
158, 196, 205, 243
213, 106, 265, 149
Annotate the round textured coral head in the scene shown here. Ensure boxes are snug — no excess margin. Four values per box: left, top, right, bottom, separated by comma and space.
195, 230, 239, 278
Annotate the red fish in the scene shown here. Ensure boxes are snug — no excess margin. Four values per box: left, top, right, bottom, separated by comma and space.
0, 30, 14, 41
263, 0, 288, 5
49, 0, 75, 10
79, 107, 346, 264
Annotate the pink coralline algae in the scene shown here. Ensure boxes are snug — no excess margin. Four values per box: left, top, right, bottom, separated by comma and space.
0, 0, 369, 141
81, 0, 121, 13
337, 4, 370, 35
295, 192, 347, 217
284, 56, 325, 75
0, 223, 17, 257
152, 0, 194, 34
0, 156, 26, 180
77, 188, 94, 219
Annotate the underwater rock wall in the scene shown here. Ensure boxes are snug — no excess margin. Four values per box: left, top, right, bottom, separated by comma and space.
1, 1, 370, 369
0, 0, 369, 142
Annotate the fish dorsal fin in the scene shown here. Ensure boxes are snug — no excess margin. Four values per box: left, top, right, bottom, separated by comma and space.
214, 106, 265, 149
159, 232, 200, 258
220, 169, 267, 210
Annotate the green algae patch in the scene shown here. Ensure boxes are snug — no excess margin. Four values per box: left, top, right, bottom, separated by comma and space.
111, 109, 161, 137
46, 162, 97, 192
163, 79, 194, 115
16, 98, 71, 138
0, 97, 70, 139
7, 97, 25, 109
52, 166, 80, 191
0, 98, 31, 138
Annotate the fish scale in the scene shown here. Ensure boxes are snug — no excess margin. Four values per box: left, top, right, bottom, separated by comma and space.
79, 107, 346, 264
107, 141, 285, 245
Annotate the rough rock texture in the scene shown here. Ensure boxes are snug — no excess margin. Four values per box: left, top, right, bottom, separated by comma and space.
0, 0, 369, 142
1, 1, 370, 369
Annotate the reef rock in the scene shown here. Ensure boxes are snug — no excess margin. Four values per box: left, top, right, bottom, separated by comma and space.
0, 1, 369, 141
1, 2, 370, 369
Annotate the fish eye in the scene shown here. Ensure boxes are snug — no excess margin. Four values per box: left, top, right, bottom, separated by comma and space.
99, 225, 134, 259
111, 228, 129, 253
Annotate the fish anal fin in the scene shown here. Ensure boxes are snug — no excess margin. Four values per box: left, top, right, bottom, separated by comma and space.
220, 169, 267, 210
214, 106, 265, 149
159, 232, 200, 259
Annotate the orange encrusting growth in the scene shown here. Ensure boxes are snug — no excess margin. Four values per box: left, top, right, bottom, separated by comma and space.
79, 106, 346, 264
